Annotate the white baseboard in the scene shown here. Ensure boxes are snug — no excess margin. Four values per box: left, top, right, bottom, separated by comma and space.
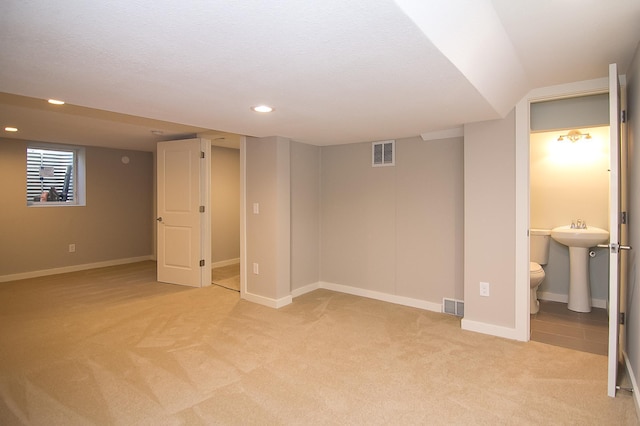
461, 318, 523, 341
0, 255, 154, 283
623, 351, 640, 416
291, 282, 320, 298
316, 281, 442, 313
538, 291, 607, 309
210, 258, 240, 269
242, 291, 292, 309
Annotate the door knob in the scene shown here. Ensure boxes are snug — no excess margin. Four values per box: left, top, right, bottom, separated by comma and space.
156, 217, 163, 222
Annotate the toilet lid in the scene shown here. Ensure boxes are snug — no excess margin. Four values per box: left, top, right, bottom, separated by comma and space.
530, 262, 543, 273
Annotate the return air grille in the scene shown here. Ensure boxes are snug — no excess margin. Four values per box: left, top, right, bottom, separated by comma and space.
372, 140, 395, 167
443, 298, 464, 317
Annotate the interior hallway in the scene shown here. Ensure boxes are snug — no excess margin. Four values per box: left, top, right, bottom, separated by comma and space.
0, 262, 636, 424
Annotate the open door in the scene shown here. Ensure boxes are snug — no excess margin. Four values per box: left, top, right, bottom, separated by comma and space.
157, 138, 210, 287
606, 63, 630, 397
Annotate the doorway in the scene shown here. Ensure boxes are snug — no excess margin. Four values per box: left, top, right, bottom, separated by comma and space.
210, 143, 241, 293
527, 95, 611, 354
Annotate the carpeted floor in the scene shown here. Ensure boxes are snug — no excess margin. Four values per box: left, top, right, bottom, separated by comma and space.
0, 261, 637, 425
211, 263, 240, 292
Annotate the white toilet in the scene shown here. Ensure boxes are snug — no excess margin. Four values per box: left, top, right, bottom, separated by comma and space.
530, 229, 551, 314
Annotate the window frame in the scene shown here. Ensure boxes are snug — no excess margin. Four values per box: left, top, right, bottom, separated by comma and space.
26, 142, 86, 207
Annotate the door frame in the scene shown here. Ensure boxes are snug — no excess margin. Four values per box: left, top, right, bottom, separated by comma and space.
202, 136, 247, 296
514, 76, 612, 341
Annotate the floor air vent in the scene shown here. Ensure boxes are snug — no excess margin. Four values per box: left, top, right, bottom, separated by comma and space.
443, 298, 464, 317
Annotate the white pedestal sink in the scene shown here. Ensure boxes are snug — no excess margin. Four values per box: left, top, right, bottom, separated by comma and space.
550, 225, 609, 312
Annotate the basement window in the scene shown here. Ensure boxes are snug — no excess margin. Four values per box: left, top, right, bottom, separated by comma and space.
27, 143, 86, 206
372, 140, 395, 167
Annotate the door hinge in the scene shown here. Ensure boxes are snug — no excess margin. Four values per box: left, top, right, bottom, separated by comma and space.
199, 259, 205, 267
620, 312, 626, 325
200, 151, 205, 159
199, 205, 205, 213
621, 211, 628, 225
622, 110, 627, 123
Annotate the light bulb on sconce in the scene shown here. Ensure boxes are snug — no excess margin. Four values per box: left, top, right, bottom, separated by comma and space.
557, 130, 591, 142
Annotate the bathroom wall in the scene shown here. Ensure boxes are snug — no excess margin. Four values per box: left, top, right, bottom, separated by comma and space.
210, 146, 240, 266
530, 126, 610, 305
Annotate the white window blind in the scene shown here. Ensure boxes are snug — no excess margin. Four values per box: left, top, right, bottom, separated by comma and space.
27, 148, 75, 203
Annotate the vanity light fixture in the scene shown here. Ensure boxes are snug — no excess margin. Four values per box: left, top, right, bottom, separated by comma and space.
251, 105, 274, 113
47, 99, 65, 105
557, 130, 591, 142
4, 126, 18, 132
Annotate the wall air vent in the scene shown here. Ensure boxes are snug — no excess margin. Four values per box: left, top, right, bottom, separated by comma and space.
372, 140, 395, 167
443, 298, 464, 317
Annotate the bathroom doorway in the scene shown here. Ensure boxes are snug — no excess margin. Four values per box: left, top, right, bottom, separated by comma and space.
528, 95, 611, 355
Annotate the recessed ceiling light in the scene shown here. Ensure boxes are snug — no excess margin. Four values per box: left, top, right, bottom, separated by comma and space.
4, 127, 18, 132
47, 99, 65, 105
251, 105, 274, 113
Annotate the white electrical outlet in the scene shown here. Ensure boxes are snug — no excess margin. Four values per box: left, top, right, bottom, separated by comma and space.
68, 243, 76, 253
480, 281, 490, 297
253, 203, 260, 214
252, 263, 259, 275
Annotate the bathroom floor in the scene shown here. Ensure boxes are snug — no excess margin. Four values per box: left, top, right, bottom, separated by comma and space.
530, 300, 608, 355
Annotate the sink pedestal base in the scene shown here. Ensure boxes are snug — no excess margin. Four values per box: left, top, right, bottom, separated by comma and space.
567, 247, 592, 312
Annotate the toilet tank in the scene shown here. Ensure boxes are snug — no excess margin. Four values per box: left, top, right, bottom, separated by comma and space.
530, 229, 551, 265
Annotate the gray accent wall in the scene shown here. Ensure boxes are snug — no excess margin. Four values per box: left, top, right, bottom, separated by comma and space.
319, 136, 464, 304
0, 138, 153, 276
530, 93, 609, 132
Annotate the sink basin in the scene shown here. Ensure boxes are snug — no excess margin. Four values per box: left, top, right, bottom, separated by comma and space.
550, 225, 609, 313
551, 225, 609, 248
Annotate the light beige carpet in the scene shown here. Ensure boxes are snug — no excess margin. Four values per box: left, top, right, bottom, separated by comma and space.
0, 261, 637, 425
211, 263, 240, 292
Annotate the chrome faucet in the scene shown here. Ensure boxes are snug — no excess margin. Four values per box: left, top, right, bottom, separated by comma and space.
572, 219, 587, 229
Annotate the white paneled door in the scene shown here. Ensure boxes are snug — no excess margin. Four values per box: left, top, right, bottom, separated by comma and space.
607, 63, 626, 397
157, 138, 207, 287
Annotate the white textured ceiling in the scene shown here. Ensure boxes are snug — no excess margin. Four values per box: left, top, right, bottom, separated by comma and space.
1, 0, 639, 150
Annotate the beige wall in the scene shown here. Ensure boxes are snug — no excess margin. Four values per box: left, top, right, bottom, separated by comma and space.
463, 110, 516, 329
210, 146, 240, 265
245, 136, 290, 301
290, 141, 320, 291
320, 136, 464, 304
625, 41, 640, 401
0, 138, 153, 277
530, 127, 610, 301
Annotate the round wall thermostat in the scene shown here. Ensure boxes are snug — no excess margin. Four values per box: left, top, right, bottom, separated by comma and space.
121, 156, 130, 164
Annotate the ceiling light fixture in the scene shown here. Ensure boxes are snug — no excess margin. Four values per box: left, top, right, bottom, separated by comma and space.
557, 130, 591, 142
251, 105, 274, 113
47, 99, 65, 105
4, 126, 18, 132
